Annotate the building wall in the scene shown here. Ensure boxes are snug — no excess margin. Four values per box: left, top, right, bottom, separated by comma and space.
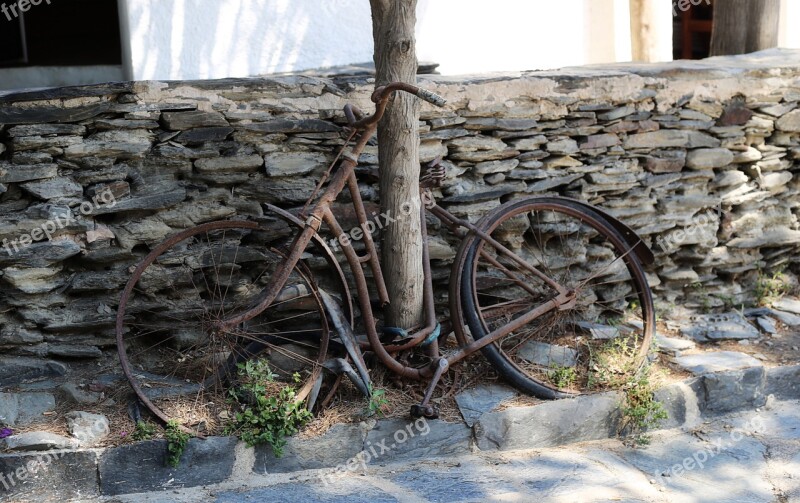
121, 0, 639, 80
2, 0, 799, 91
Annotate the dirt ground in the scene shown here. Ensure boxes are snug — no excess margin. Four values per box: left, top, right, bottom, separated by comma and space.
3, 304, 799, 448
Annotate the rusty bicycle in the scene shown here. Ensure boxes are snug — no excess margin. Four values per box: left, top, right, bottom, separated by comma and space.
116, 82, 655, 434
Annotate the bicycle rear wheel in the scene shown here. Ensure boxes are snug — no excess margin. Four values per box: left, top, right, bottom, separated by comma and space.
460, 197, 654, 398
116, 219, 329, 434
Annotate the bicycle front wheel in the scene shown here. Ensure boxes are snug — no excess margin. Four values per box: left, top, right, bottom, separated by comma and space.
116, 219, 329, 434
460, 197, 654, 398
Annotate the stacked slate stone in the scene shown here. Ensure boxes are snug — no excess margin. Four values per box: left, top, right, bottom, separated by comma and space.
0, 51, 799, 364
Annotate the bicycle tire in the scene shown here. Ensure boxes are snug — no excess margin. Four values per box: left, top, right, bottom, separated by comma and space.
116, 218, 331, 434
460, 197, 655, 398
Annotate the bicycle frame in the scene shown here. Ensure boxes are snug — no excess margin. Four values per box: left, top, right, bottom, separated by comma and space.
217, 89, 576, 383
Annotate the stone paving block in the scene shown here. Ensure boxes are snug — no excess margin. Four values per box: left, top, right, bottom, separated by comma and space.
701, 367, 767, 415
474, 392, 622, 451
673, 351, 762, 375
0, 357, 66, 387
765, 365, 800, 400
773, 297, 800, 315
16, 393, 56, 425
653, 382, 688, 429
655, 334, 696, 356
387, 459, 521, 503
99, 436, 237, 496
0, 450, 99, 502
725, 399, 800, 441
364, 418, 471, 462
616, 430, 773, 502
492, 448, 662, 501
215, 479, 399, 503
1, 432, 79, 452
679, 312, 760, 341
254, 424, 365, 474
454, 383, 518, 427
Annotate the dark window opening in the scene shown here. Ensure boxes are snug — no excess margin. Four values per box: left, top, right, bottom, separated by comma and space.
673, 0, 715, 60
0, 0, 122, 68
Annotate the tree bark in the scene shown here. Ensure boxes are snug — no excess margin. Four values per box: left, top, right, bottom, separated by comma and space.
710, 0, 780, 56
370, 0, 424, 329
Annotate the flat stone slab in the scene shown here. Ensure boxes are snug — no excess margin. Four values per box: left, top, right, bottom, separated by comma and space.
518, 341, 578, 367
773, 297, 800, 315
16, 393, 56, 426
1, 432, 79, 451
655, 334, 696, 355
474, 392, 622, 451
756, 316, 778, 334
388, 459, 522, 502
99, 436, 237, 496
680, 312, 760, 341
0, 357, 66, 387
673, 351, 763, 375
617, 429, 774, 502
766, 365, 800, 400
771, 309, 800, 327
66, 411, 109, 447
216, 478, 399, 503
491, 448, 662, 501
576, 321, 625, 340
454, 383, 518, 427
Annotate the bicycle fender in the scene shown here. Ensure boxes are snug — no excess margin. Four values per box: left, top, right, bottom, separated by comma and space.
263, 203, 354, 326
319, 289, 372, 398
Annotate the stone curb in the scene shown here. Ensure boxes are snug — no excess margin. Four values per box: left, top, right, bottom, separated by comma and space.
1, 363, 797, 500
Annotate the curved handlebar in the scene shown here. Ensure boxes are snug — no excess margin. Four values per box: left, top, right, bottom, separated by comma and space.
346, 82, 446, 130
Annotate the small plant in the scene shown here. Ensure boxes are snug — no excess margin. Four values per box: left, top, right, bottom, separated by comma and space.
132, 420, 156, 441
224, 359, 313, 457
717, 294, 737, 312
620, 370, 667, 446
164, 420, 191, 468
586, 335, 639, 390
755, 268, 789, 307
367, 387, 389, 417
547, 364, 577, 389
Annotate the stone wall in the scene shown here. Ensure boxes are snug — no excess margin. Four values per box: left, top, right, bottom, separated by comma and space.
1, 49, 799, 360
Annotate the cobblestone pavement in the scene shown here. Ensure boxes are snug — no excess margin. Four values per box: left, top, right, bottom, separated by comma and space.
104, 399, 799, 503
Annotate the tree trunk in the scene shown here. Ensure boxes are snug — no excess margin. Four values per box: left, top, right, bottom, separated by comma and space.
710, 0, 780, 56
370, 0, 424, 329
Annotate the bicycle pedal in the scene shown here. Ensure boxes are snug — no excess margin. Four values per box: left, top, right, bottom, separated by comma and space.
410, 404, 439, 419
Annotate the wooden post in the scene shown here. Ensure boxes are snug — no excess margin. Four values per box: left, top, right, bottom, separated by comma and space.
369, 0, 424, 329
630, 0, 674, 62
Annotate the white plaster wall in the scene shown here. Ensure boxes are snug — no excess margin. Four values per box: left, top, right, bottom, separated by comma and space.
779, 0, 800, 49
122, 0, 637, 80
417, 0, 633, 74
122, 0, 374, 81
